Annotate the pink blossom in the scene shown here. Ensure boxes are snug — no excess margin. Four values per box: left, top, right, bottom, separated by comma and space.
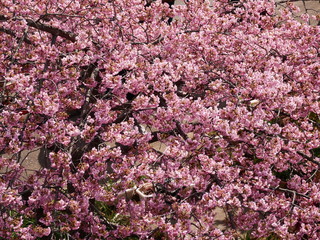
0, 0, 319, 239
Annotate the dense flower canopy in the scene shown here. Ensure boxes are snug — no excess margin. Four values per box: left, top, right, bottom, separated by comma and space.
0, 0, 320, 239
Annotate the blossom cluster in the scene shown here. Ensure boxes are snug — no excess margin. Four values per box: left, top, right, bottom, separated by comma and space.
0, 0, 319, 239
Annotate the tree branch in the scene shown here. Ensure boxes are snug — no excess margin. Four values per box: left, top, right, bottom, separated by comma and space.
276, 187, 310, 199
0, 27, 32, 44
0, 15, 76, 42
297, 151, 320, 167
25, 19, 76, 42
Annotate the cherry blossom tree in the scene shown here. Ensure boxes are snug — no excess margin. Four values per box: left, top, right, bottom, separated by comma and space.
0, 0, 320, 239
